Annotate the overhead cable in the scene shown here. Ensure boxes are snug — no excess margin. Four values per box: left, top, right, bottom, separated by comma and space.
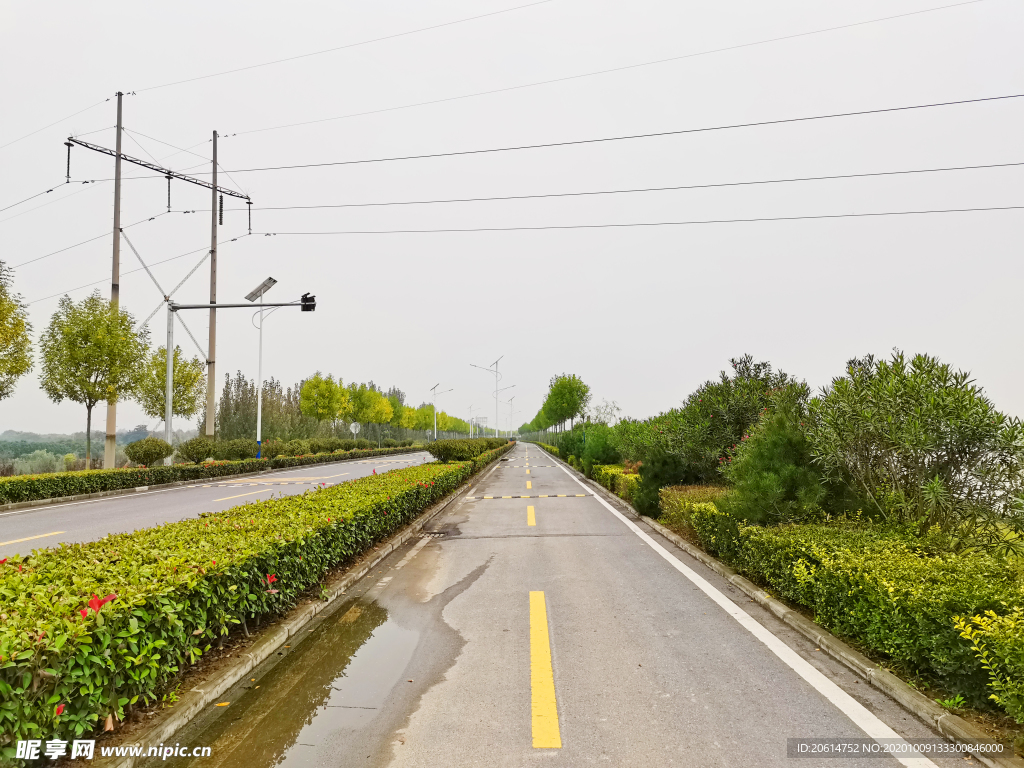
13, 212, 169, 269
224, 0, 986, 140
196, 93, 1024, 176
135, 0, 553, 92
211, 161, 1023, 212
251, 205, 1024, 235
0, 98, 112, 152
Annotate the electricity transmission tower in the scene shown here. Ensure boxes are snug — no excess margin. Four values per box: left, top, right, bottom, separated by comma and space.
68, 92, 249, 464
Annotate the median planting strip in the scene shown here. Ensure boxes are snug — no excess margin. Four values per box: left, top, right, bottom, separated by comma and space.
0, 442, 512, 757
0, 447, 422, 514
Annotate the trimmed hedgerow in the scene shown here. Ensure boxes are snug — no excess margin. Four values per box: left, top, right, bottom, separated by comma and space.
591, 464, 641, 503
0, 442, 512, 752
685, 504, 1022, 707
426, 438, 507, 463
0, 447, 421, 506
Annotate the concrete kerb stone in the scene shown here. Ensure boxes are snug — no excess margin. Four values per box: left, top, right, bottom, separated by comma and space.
93, 448, 506, 768
0, 448, 424, 517
533, 445, 1024, 768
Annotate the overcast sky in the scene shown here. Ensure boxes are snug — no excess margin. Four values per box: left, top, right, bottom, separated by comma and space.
1, 0, 1022, 436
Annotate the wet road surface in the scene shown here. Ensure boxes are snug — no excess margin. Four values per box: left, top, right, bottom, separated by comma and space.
0, 452, 431, 559
154, 443, 967, 768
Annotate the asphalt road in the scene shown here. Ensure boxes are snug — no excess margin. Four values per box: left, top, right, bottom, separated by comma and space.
161, 443, 969, 768
0, 451, 433, 559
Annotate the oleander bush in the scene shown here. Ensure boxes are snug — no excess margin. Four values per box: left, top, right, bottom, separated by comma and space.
0, 441, 512, 752
0, 447, 421, 505
124, 438, 173, 468
211, 439, 260, 461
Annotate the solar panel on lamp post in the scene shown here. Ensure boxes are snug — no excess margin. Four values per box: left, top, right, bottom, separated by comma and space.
245, 277, 277, 457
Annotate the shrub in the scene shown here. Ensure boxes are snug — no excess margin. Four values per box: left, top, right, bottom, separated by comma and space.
176, 437, 214, 464
63, 453, 76, 472
259, 439, 284, 459
956, 610, 1024, 722
339, 440, 356, 451
281, 439, 311, 457
383, 438, 398, 448
355, 439, 371, 450
0, 441, 512, 749
807, 351, 1024, 553
659, 485, 729, 533
426, 438, 505, 463
309, 438, 343, 455
719, 383, 848, 524
13, 450, 62, 475
686, 506, 1020, 706
633, 450, 692, 516
124, 437, 173, 468
213, 439, 260, 461
581, 423, 621, 476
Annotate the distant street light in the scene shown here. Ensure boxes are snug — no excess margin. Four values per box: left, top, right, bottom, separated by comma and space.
429, 383, 453, 440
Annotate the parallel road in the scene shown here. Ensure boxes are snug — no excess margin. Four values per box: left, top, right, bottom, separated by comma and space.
162, 443, 966, 768
0, 452, 432, 559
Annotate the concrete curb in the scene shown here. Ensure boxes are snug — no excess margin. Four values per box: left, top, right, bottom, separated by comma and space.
534, 446, 1023, 768
93, 447, 509, 768
0, 448, 424, 517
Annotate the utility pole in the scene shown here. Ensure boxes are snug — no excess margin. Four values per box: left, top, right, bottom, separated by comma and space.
103, 92, 123, 469
508, 395, 515, 437
205, 130, 218, 440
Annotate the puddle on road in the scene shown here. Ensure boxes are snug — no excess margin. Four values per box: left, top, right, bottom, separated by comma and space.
159, 600, 419, 768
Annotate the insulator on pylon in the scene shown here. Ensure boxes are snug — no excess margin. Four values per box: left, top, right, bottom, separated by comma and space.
65, 141, 73, 184
166, 175, 172, 212
219, 194, 224, 225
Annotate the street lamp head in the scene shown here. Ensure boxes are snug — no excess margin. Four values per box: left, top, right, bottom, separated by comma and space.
245, 277, 277, 302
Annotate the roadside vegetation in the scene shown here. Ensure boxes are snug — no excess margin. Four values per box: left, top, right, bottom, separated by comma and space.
525, 353, 1024, 726
0, 440, 512, 752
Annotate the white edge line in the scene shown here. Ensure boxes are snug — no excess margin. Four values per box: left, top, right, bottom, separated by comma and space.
551, 460, 939, 768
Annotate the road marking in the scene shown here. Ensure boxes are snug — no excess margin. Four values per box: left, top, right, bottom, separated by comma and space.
551, 462, 937, 768
526, 481, 532, 490
0, 531, 65, 547
530, 591, 561, 749
527, 505, 536, 526
214, 488, 275, 502
526, 469, 530, 474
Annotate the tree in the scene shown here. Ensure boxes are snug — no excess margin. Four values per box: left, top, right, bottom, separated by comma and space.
542, 374, 591, 429
39, 292, 149, 466
0, 261, 32, 400
807, 351, 1024, 553
300, 372, 344, 422
135, 345, 206, 424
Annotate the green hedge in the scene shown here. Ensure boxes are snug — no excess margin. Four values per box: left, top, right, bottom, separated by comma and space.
534, 442, 558, 457
0, 446, 421, 505
591, 464, 641, 502
426, 438, 508, 463
685, 504, 1021, 709
0, 442, 512, 752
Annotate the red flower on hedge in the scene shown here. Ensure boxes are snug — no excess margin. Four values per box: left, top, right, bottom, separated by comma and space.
266, 574, 277, 585
0, 558, 7, 565
55, 704, 65, 716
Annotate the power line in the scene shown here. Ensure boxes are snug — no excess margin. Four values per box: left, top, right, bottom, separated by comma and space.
251, 205, 1024, 235
200, 93, 1024, 175
0, 181, 106, 226
12, 212, 169, 269
0, 97, 112, 152
223, 0, 986, 140
0, 183, 65, 214
135, 0, 553, 92
26, 234, 252, 305
208, 161, 1023, 212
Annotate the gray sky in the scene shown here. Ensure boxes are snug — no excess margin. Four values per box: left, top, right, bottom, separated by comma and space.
1, 0, 1022, 435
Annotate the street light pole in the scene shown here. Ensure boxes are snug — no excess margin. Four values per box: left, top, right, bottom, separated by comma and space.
164, 304, 174, 462
245, 277, 278, 458
508, 395, 515, 438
